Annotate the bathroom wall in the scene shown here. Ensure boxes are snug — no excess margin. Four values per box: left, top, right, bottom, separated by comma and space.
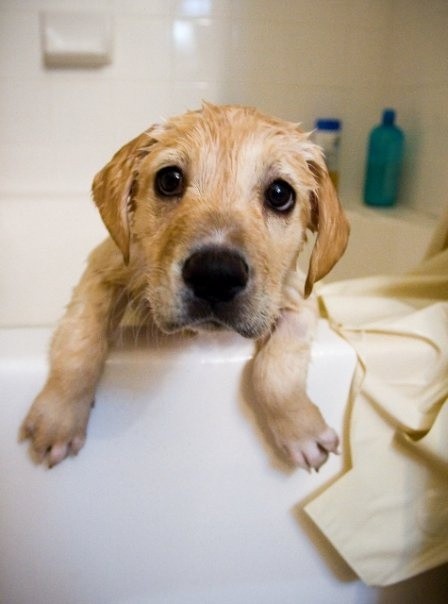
2, 0, 445, 213
386, 0, 448, 217
0, 0, 392, 199
0, 0, 446, 326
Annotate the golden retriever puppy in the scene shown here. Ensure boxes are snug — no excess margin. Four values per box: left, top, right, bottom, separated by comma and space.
20, 103, 349, 470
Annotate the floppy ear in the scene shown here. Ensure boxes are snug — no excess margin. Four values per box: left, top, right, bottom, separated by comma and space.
92, 130, 156, 263
304, 159, 350, 297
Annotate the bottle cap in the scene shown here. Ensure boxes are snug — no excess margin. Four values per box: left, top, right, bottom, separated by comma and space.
315, 118, 341, 131
382, 109, 396, 125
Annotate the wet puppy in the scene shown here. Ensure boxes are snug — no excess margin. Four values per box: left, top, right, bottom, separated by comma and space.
21, 103, 349, 470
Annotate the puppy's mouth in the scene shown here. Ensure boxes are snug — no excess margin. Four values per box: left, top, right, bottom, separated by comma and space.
161, 298, 269, 339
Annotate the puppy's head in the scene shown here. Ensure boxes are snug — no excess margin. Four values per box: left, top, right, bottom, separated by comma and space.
92, 103, 349, 338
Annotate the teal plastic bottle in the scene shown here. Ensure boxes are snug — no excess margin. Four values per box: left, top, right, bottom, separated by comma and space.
363, 109, 404, 207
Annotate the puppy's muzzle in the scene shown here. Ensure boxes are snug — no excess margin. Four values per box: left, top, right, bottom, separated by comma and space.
182, 247, 249, 304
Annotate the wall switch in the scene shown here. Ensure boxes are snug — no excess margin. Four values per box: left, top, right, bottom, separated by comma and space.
40, 10, 113, 68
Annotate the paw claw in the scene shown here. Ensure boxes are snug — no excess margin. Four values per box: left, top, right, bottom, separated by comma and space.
317, 427, 340, 453
70, 436, 86, 455
48, 443, 69, 467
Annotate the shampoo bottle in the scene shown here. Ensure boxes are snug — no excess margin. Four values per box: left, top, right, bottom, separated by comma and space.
313, 118, 341, 191
363, 109, 404, 207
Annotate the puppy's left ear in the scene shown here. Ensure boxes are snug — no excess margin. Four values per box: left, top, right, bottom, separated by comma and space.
92, 130, 156, 263
304, 157, 350, 297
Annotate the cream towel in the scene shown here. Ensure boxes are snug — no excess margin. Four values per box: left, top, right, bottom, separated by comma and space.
304, 214, 448, 586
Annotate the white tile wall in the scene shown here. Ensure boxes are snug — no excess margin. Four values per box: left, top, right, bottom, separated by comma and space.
386, 0, 448, 217
1, 0, 444, 208
0, 0, 447, 326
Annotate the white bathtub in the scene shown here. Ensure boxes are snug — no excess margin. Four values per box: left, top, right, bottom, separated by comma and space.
1, 321, 446, 603
1, 322, 357, 604
325, 204, 436, 282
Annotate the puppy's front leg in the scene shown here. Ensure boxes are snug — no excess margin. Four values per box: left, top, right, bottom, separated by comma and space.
252, 274, 339, 471
21, 241, 128, 467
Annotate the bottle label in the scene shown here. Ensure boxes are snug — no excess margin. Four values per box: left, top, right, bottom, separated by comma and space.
313, 131, 340, 189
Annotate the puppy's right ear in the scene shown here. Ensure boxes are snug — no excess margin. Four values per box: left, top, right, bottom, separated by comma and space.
92, 130, 156, 263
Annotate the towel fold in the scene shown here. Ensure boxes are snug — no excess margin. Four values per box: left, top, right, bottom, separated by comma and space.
305, 211, 448, 586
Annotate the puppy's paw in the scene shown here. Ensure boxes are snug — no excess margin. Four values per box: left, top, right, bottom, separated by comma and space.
267, 404, 339, 472
20, 386, 92, 467
278, 426, 339, 472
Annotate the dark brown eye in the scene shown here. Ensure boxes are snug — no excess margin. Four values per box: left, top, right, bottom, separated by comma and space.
155, 166, 184, 197
265, 179, 296, 213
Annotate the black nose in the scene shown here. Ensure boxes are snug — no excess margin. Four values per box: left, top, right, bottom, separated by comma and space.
182, 247, 249, 304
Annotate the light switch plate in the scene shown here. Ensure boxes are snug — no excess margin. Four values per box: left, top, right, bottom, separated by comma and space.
40, 10, 113, 68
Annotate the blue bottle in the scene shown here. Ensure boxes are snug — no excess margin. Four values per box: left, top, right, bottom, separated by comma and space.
363, 109, 404, 207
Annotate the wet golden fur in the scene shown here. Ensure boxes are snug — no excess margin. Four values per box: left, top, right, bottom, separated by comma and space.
21, 103, 349, 470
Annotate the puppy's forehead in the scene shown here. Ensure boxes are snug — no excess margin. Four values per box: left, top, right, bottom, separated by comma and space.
151, 104, 315, 173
